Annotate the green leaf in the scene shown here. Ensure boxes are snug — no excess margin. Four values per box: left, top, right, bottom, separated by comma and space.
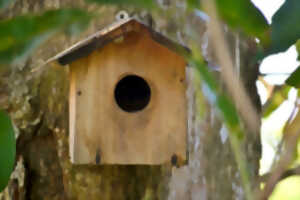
263, 86, 291, 117
0, 110, 16, 192
86, 0, 155, 8
271, 0, 300, 54
0, 9, 92, 64
214, 0, 270, 45
190, 57, 242, 139
190, 52, 252, 199
286, 67, 300, 88
194, 60, 218, 92
217, 95, 240, 128
191, 55, 252, 198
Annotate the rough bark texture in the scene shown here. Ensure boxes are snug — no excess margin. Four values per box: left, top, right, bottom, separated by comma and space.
0, 0, 261, 199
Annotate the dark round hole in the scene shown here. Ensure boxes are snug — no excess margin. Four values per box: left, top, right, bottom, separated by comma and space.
114, 75, 151, 113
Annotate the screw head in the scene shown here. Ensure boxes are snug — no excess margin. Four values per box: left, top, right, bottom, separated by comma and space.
95, 150, 101, 164
171, 154, 178, 167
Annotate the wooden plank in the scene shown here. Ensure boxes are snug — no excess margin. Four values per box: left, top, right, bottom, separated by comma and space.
69, 28, 187, 165
48, 18, 189, 66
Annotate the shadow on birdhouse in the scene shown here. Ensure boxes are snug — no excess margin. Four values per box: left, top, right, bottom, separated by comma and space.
52, 18, 189, 165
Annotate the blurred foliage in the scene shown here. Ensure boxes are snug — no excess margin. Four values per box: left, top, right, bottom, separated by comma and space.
0, 9, 92, 64
269, 176, 300, 200
190, 54, 252, 199
296, 40, 300, 61
286, 40, 300, 88
271, 0, 300, 92
0, 0, 300, 198
0, 111, 15, 192
286, 68, 300, 88
282, 101, 300, 165
0, 0, 9, 8
214, 0, 270, 46
191, 57, 241, 136
0, 7, 93, 191
0, 0, 13, 11
86, 0, 155, 9
187, 0, 200, 10
263, 86, 291, 117
270, 0, 300, 54
187, 0, 270, 46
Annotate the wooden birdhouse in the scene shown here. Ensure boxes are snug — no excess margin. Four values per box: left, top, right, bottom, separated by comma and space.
52, 18, 189, 165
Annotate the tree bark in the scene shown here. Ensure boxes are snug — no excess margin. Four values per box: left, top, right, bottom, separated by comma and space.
0, 1, 261, 199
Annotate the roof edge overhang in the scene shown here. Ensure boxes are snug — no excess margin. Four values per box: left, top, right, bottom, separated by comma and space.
47, 18, 190, 66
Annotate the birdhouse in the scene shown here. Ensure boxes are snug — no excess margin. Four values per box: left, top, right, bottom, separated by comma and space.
52, 18, 189, 165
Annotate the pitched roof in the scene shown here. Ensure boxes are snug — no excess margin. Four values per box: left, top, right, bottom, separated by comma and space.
48, 18, 190, 66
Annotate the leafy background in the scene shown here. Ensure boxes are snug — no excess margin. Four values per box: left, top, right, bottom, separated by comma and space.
1, 0, 300, 199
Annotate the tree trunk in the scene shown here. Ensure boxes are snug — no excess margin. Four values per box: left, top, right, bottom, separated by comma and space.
0, 1, 261, 199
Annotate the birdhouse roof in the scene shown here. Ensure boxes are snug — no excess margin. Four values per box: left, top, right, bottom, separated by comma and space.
48, 18, 190, 66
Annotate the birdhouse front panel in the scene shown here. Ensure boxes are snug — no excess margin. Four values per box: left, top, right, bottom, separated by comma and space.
67, 20, 187, 165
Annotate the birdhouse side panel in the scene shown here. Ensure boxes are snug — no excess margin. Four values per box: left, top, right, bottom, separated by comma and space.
69, 56, 98, 164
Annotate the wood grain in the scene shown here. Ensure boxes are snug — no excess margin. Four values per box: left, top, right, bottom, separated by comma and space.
69, 28, 187, 165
